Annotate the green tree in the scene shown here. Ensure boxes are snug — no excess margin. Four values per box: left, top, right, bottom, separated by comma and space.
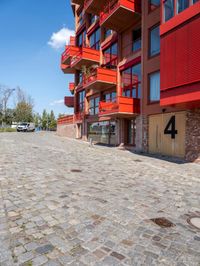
14, 87, 34, 123
49, 110, 57, 130
41, 109, 48, 130
15, 102, 33, 122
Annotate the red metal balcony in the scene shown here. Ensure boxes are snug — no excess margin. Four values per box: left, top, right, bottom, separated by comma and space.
61, 64, 76, 74
64, 96, 74, 108
57, 115, 74, 125
71, 47, 100, 69
100, 0, 141, 32
83, 67, 117, 91
69, 83, 75, 94
99, 96, 140, 117
84, 0, 106, 15
71, 0, 84, 5
61, 39, 79, 65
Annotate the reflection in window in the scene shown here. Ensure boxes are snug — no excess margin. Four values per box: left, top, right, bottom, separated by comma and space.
164, 0, 174, 22
77, 90, 85, 112
89, 28, 100, 50
149, 25, 160, 57
103, 42, 118, 69
103, 92, 116, 102
77, 30, 86, 47
121, 63, 141, 99
177, 0, 189, 13
149, 71, 160, 102
89, 97, 100, 115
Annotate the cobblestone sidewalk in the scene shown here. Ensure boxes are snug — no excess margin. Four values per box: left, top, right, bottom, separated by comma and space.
0, 132, 200, 266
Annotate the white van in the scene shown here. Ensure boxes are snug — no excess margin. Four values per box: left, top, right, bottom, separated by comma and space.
17, 123, 35, 132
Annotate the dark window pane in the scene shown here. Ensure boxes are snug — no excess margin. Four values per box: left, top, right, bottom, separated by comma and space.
164, 0, 174, 22
177, 0, 189, 13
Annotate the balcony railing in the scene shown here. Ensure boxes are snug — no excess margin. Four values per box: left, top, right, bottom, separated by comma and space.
100, 0, 141, 31
99, 96, 140, 116
71, 47, 100, 69
83, 67, 117, 90
64, 96, 74, 108
57, 115, 74, 125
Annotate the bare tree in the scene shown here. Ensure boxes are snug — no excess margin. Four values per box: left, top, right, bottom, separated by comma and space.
0, 84, 15, 126
15, 87, 34, 123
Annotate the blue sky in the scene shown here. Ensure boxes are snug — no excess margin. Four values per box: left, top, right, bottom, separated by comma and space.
0, 0, 75, 116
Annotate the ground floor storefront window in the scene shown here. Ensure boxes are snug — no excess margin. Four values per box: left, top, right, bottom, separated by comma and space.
88, 121, 116, 145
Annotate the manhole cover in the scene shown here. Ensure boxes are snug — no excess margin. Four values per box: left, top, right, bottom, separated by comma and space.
151, 217, 175, 228
187, 217, 200, 230
71, 169, 82, 173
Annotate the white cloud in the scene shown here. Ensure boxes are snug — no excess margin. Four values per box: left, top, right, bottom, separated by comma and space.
50, 99, 64, 106
48, 27, 75, 50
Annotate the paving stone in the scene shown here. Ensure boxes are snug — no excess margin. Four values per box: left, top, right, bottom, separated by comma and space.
32, 255, 48, 266
35, 244, 54, 255
0, 133, 200, 266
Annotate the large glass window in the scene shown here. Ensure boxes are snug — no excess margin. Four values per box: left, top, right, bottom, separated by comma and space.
77, 30, 86, 47
88, 121, 116, 145
149, 71, 160, 102
149, 0, 160, 11
164, 0, 175, 22
77, 90, 85, 112
132, 29, 141, 52
78, 10, 84, 28
121, 63, 141, 99
177, 0, 189, 13
89, 96, 100, 115
103, 92, 116, 102
103, 42, 118, 69
149, 25, 160, 57
89, 28, 100, 50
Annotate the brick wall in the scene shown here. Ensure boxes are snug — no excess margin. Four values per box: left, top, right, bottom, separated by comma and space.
57, 124, 76, 139
185, 109, 200, 162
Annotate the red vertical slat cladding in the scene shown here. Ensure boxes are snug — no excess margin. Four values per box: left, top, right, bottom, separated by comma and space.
189, 16, 200, 83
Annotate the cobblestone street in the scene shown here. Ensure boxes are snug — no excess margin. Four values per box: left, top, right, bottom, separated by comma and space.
0, 132, 200, 266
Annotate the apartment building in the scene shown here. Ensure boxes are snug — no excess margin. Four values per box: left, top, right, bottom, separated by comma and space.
58, 0, 200, 162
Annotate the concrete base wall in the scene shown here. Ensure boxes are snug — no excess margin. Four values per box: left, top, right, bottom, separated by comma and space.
185, 109, 200, 162
57, 124, 76, 139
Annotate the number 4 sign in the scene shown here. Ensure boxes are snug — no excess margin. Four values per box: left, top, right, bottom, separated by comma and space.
164, 115, 178, 139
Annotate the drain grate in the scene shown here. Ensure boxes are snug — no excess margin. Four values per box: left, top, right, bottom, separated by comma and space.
71, 169, 82, 173
187, 216, 200, 230
151, 217, 175, 228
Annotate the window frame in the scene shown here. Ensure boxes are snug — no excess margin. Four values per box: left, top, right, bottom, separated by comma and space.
89, 96, 100, 116
102, 42, 118, 69
149, 23, 160, 58
89, 27, 100, 50
121, 63, 141, 99
132, 28, 142, 52
77, 90, 85, 112
148, 70, 160, 104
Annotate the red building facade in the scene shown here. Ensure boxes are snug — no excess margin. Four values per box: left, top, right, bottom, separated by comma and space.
58, 0, 200, 162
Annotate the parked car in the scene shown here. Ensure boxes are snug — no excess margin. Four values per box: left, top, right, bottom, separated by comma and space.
17, 123, 35, 132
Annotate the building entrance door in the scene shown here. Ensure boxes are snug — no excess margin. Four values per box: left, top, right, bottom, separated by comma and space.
125, 119, 135, 145
149, 112, 186, 157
